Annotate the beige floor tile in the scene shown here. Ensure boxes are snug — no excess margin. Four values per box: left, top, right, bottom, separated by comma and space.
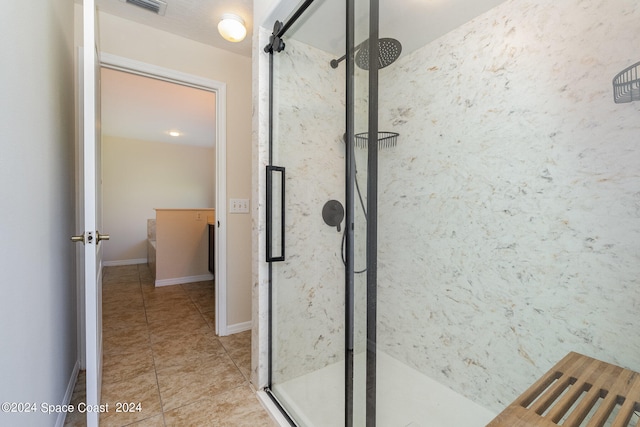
68, 265, 275, 426
163, 385, 276, 427
147, 313, 211, 340
102, 309, 148, 332
156, 354, 247, 412
144, 293, 192, 311
102, 347, 155, 384
103, 325, 151, 355
106, 265, 140, 275
183, 283, 213, 295
181, 281, 213, 291
138, 273, 154, 283
102, 297, 144, 311
100, 371, 162, 426
188, 288, 214, 298
233, 354, 252, 382
103, 322, 149, 339
151, 332, 227, 371
140, 279, 155, 291
103, 283, 141, 292
143, 284, 188, 298
102, 297, 144, 310
137, 264, 153, 277
146, 312, 205, 335
144, 302, 193, 315
103, 274, 140, 286
144, 302, 199, 319
102, 305, 145, 323
103, 281, 143, 293
191, 295, 215, 313
147, 322, 212, 345
102, 296, 145, 313
200, 310, 215, 330
103, 267, 140, 281
219, 331, 252, 380
218, 330, 250, 353
125, 414, 166, 426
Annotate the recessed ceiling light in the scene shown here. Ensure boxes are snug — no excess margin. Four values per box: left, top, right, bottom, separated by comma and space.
168, 130, 181, 137
218, 14, 247, 43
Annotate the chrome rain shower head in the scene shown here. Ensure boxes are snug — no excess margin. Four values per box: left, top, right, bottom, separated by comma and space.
330, 38, 402, 70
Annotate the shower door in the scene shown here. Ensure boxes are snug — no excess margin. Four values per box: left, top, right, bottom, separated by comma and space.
265, 0, 375, 425
265, 0, 351, 425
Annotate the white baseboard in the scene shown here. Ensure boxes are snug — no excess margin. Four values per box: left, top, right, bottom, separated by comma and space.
155, 274, 214, 287
56, 360, 80, 427
103, 258, 147, 267
225, 320, 252, 335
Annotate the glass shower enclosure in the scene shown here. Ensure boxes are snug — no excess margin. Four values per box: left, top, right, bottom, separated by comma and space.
263, 0, 640, 426
264, 0, 368, 424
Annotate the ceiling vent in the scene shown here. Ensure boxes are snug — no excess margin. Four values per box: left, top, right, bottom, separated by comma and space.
120, 0, 167, 16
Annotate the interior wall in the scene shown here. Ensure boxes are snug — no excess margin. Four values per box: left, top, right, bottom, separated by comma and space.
252, 23, 273, 389
102, 135, 215, 263
0, 0, 77, 426
75, 5, 253, 327
377, 0, 640, 411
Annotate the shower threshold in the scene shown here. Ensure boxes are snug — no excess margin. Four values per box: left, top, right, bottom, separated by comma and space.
270, 351, 496, 426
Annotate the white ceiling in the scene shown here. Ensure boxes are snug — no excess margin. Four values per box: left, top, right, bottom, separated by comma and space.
96, 0, 509, 148
94, 0, 510, 61
277, 0, 509, 58
101, 68, 217, 148
94, 0, 253, 57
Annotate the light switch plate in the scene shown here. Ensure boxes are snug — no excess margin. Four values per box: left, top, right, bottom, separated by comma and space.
229, 198, 250, 214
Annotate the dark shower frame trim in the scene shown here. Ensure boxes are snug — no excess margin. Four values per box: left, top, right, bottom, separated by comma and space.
345, 0, 356, 424
263, 1, 333, 426
263, 0, 377, 425
266, 165, 286, 263
366, 0, 380, 425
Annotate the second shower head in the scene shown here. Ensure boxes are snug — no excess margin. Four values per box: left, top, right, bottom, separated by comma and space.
331, 38, 402, 70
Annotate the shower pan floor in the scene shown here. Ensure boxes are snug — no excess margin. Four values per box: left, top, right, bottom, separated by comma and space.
272, 351, 496, 426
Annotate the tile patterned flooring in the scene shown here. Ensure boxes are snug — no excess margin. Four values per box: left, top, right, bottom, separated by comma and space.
64, 264, 276, 427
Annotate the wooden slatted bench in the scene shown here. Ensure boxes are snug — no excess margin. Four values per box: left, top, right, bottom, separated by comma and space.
487, 352, 640, 427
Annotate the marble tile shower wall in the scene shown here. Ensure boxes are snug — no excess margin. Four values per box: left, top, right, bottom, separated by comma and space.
375, 0, 640, 412
271, 38, 348, 382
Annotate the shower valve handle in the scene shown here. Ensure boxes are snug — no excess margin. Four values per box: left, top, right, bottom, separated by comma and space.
322, 200, 345, 233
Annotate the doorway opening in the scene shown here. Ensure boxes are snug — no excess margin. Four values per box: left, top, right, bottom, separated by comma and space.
100, 53, 229, 335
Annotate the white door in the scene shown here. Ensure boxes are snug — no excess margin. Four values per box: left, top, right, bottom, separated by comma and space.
77, 1, 107, 426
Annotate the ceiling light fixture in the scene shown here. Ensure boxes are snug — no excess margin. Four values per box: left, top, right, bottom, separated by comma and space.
168, 130, 181, 137
218, 14, 247, 43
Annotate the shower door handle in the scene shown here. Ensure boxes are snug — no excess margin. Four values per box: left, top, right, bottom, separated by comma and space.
266, 165, 285, 262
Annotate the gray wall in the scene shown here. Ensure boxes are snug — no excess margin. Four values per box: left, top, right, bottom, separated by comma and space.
0, 0, 78, 426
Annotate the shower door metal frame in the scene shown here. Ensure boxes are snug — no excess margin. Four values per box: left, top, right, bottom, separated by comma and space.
344, 0, 356, 423
365, 1, 380, 425
263, 2, 317, 424
262, 0, 381, 424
